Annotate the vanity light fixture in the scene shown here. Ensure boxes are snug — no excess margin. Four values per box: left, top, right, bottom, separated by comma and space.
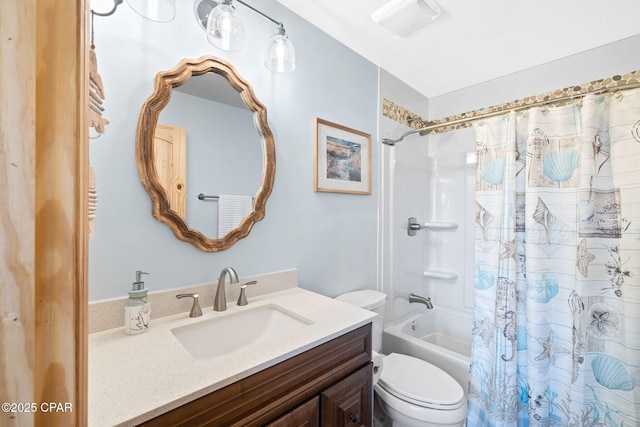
264, 23, 296, 73
206, 0, 245, 51
195, 0, 296, 73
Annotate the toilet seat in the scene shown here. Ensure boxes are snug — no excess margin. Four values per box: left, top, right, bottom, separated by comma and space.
378, 353, 465, 410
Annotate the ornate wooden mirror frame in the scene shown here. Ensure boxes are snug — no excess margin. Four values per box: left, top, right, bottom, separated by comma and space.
135, 56, 276, 252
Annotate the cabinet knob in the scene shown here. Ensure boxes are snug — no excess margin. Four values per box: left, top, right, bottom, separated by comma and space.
349, 414, 359, 423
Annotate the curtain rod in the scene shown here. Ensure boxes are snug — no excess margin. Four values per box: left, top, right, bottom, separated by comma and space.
382, 77, 640, 146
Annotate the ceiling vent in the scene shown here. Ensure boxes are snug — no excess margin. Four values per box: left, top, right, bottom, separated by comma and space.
371, 0, 441, 37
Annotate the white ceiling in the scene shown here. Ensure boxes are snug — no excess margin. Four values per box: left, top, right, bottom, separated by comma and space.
276, 0, 640, 98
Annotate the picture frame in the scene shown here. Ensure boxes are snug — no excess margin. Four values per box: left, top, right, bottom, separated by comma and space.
314, 118, 371, 194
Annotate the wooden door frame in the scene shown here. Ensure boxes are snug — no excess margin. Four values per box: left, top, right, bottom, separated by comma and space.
1, 1, 88, 426
35, 0, 89, 425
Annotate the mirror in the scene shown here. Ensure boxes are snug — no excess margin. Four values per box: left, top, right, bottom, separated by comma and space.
158, 71, 264, 237
136, 56, 275, 252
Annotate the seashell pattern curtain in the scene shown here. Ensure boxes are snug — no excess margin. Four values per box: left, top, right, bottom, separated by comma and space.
467, 88, 640, 426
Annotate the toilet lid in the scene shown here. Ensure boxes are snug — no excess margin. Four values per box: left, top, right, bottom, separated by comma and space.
378, 353, 465, 410
335, 290, 386, 310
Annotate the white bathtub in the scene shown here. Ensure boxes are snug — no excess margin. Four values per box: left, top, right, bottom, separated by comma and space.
382, 309, 472, 390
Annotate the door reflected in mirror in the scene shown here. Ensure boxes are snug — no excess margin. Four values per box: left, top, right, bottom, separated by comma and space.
153, 123, 187, 218
136, 56, 275, 252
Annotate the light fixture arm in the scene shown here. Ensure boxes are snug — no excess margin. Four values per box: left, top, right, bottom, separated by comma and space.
91, 0, 124, 17
235, 0, 284, 29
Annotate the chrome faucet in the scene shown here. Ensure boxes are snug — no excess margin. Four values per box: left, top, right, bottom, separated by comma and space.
409, 293, 434, 309
214, 267, 239, 311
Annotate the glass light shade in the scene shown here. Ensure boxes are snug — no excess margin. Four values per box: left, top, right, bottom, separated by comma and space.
126, 0, 175, 22
206, 1, 245, 52
265, 29, 296, 73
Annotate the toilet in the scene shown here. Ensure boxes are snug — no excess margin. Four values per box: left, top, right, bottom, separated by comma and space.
335, 290, 467, 427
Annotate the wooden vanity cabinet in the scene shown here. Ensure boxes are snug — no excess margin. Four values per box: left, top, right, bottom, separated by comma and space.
266, 364, 373, 427
139, 323, 372, 427
265, 397, 320, 427
321, 364, 372, 427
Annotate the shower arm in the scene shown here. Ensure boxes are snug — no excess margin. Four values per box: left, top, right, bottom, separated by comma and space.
382, 109, 503, 146
381, 105, 529, 146
381, 128, 425, 146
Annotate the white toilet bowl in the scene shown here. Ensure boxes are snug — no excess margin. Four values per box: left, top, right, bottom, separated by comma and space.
335, 291, 467, 427
375, 353, 466, 427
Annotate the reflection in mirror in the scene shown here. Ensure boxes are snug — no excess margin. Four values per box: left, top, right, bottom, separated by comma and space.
153, 123, 187, 218
158, 73, 263, 237
136, 56, 275, 252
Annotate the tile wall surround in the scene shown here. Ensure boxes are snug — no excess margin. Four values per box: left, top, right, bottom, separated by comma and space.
383, 69, 640, 135
89, 269, 299, 333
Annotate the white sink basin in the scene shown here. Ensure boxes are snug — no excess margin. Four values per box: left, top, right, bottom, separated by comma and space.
171, 304, 313, 360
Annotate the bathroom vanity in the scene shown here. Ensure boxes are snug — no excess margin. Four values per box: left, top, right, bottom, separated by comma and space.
89, 288, 375, 426
141, 325, 372, 426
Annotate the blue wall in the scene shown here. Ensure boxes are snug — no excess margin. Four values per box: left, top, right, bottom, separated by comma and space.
89, 0, 379, 300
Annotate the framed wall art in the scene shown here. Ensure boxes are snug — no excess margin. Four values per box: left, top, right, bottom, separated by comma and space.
314, 118, 371, 194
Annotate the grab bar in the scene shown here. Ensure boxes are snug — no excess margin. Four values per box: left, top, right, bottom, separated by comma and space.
408, 217, 458, 236
424, 270, 458, 280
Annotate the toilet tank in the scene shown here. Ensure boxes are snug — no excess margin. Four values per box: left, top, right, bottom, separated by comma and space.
335, 290, 386, 352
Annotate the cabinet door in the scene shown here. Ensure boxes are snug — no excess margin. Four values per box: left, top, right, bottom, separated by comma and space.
321, 364, 372, 427
266, 397, 319, 427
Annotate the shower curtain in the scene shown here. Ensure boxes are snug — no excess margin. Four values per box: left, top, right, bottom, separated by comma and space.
467, 88, 640, 426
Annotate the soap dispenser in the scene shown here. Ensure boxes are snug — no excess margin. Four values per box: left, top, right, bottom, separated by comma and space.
124, 270, 151, 335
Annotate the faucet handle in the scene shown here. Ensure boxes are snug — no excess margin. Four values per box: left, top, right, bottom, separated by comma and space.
236, 281, 258, 306
176, 293, 203, 317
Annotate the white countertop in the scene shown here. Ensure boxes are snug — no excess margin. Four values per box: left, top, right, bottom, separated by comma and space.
88, 287, 375, 426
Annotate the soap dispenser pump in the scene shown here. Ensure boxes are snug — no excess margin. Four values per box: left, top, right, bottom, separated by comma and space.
124, 270, 151, 335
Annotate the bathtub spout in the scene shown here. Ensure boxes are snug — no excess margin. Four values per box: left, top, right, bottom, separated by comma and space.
409, 293, 433, 309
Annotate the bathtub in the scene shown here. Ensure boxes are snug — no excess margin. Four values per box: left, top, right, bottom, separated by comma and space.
382, 309, 472, 390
